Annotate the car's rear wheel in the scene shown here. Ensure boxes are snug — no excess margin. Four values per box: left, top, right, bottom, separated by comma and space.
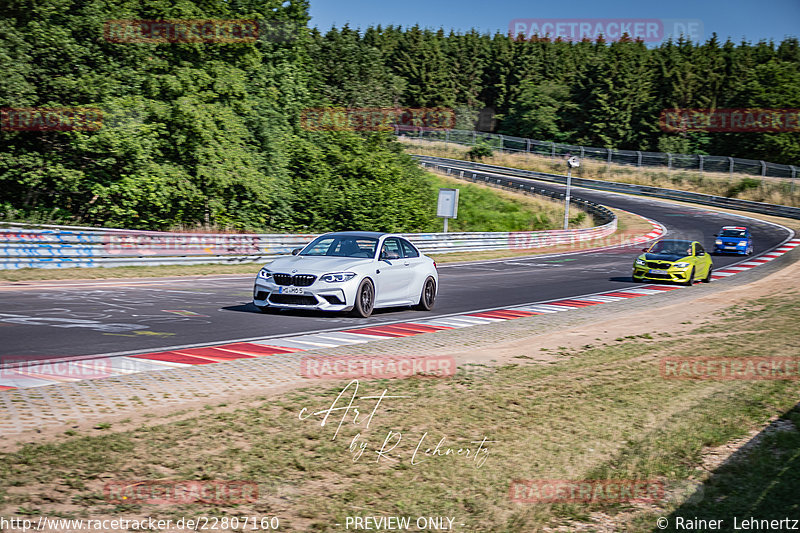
702, 266, 713, 283
351, 279, 375, 318
683, 267, 696, 286
416, 277, 436, 311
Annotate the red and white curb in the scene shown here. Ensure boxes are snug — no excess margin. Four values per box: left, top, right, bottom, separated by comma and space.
1, 238, 797, 391
709, 239, 800, 279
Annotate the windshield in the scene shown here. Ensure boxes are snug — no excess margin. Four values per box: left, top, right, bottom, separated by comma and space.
648, 240, 692, 256
300, 236, 378, 258
720, 229, 746, 238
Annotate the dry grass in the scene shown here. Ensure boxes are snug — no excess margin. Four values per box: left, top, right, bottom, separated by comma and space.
1, 290, 799, 531
402, 138, 800, 208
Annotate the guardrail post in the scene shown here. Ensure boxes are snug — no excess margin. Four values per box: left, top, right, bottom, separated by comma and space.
698, 155, 704, 174
446, 130, 450, 143
526, 139, 531, 152
760, 161, 766, 183
607, 148, 612, 164
667, 153, 672, 171
636, 150, 642, 168
472, 130, 477, 145
551, 142, 556, 159
580, 146, 584, 159
728, 157, 734, 181
791, 166, 797, 194
498, 134, 504, 151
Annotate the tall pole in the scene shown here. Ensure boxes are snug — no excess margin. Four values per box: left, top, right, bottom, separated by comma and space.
563, 167, 572, 230
443, 217, 448, 233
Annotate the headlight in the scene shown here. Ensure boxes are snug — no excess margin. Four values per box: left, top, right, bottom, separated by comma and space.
739, 240, 748, 246
257, 268, 272, 280
321, 272, 357, 283
635, 259, 646, 266
672, 262, 691, 268
715, 239, 722, 245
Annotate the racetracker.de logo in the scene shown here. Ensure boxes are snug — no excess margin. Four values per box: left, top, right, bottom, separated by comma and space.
661, 357, 800, 380
660, 108, 800, 133
509, 479, 665, 504
0, 356, 112, 380
103, 19, 259, 44
509, 18, 703, 43
300, 355, 456, 380
1, 108, 102, 132
300, 107, 456, 132
104, 480, 258, 505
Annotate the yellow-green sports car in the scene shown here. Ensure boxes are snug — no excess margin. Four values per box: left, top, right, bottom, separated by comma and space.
632, 239, 713, 286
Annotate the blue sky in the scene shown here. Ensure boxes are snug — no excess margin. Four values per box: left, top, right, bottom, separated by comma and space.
308, 0, 799, 44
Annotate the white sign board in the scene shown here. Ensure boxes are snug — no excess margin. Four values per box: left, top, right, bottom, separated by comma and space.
437, 188, 459, 218
567, 156, 581, 168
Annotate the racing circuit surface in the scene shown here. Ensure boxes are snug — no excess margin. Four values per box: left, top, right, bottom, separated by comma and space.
0, 174, 792, 361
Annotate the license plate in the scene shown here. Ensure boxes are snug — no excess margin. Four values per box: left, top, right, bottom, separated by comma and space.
649, 269, 668, 275
279, 286, 304, 295
725, 246, 738, 249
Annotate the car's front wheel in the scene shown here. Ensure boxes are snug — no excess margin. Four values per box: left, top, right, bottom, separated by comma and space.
683, 267, 696, 286
702, 266, 713, 283
351, 278, 375, 318
416, 277, 436, 311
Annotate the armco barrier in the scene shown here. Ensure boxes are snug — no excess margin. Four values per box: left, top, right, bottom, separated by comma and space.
0, 223, 617, 270
1, 171, 617, 270
415, 155, 800, 220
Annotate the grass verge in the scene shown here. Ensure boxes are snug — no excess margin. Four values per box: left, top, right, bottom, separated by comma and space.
425, 170, 595, 232
1, 288, 798, 531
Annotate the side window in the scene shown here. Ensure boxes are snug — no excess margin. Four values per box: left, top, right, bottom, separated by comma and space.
400, 239, 419, 258
695, 243, 706, 256
380, 238, 402, 260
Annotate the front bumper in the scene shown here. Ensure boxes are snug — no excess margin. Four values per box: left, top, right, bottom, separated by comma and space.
632, 264, 692, 283
714, 244, 748, 255
253, 277, 358, 312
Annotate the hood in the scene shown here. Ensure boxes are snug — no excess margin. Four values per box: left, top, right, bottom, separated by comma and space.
642, 253, 689, 263
263, 255, 372, 274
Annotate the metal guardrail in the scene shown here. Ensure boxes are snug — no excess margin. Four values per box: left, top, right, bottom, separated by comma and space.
396, 127, 799, 185
415, 155, 800, 221
0, 201, 616, 271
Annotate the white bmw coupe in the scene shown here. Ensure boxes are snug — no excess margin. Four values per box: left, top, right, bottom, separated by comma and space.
253, 231, 438, 317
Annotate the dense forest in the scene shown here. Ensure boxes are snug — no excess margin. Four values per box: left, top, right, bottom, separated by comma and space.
1, 0, 798, 231
310, 25, 800, 163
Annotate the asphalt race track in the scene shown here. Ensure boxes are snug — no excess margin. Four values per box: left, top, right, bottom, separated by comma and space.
0, 172, 792, 361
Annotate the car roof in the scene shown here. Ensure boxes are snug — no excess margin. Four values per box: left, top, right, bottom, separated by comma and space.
656, 239, 695, 244
320, 231, 387, 238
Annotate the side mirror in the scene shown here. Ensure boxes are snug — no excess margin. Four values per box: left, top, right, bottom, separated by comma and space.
641, 248, 649, 252
291, 248, 301, 256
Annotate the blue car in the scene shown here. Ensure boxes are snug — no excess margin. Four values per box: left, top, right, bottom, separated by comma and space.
713, 226, 753, 255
